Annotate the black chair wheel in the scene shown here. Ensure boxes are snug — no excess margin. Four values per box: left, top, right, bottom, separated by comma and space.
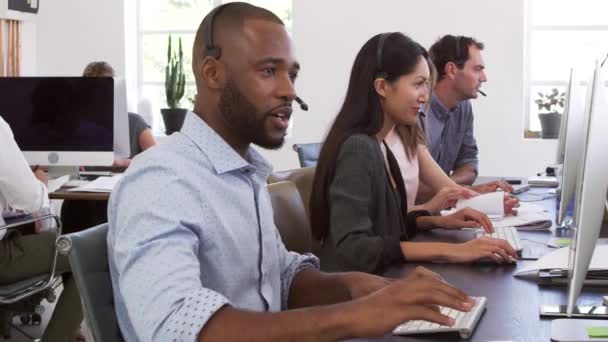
31, 313, 42, 325
20, 314, 31, 325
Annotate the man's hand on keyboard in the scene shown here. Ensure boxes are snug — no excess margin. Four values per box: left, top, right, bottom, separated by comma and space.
346, 267, 474, 337
446, 237, 518, 264
436, 207, 494, 233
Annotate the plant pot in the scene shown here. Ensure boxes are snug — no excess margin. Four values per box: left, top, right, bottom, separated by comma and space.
538, 112, 562, 139
160, 108, 188, 135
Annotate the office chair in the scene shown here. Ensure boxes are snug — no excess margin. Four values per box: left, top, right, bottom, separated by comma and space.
0, 213, 62, 341
267, 181, 312, 254
292, 143, 322, 167
268, 167, 320, 255
56, 223, 125, 342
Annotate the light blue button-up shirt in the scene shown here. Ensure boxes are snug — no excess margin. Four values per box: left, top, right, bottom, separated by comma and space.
420, 93, 479, 175
107, 112, 319, 342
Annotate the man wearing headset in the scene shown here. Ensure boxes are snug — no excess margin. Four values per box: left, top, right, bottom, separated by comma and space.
107, 3, 474, 341
422, 35, 513, 194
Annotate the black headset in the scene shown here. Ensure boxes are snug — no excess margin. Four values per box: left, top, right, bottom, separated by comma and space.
375, 32, 393, 79
203, 3, 309, 111
453, 35, 465, 66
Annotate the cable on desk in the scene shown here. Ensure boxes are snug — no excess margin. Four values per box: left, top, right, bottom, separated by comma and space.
522, 238, 558, 248
518, 194, 556, 202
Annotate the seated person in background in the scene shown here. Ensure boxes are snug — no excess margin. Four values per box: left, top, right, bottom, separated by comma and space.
423, 34, 513, 193
0, 116, 83, 341
82, 61, 156, 166
386, 60, 518, 215
107, 3, 475, 341
310, 32, 517, 275
60, 62, 158, 235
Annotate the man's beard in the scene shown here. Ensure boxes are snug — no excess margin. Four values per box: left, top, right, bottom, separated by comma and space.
218, 79, 285, 150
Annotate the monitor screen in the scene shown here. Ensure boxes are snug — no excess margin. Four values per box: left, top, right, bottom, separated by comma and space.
0, 77, 113, 153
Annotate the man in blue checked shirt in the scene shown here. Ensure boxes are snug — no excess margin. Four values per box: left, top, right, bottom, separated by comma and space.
107, 3, 474, 341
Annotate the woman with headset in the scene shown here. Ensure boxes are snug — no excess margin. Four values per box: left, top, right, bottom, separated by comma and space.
310, 32, 518, 274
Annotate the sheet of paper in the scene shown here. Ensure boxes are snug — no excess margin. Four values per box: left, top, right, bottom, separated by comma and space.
48, 175, 70, 193
456, 191, 504, 218
515, 244, 608, 276
67, 175, 123, 193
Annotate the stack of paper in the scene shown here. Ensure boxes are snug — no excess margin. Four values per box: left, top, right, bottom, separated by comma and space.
491, 202, 552, 230
515, 244, 608, 277
67, 175, 123, 193
444, 198, 553, 230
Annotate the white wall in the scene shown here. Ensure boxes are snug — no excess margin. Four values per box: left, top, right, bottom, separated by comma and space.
22, 0, 555, 177
20, 20, 36, 76
35, 0, 126, 78
258, 0, 556, 177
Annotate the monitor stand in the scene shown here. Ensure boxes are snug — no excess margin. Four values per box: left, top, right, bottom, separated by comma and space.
48, 166, 79, 180
552, 319, 608, 342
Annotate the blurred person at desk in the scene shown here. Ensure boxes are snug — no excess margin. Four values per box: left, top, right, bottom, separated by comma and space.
82, 61, 156, 167
60, 62, 158, 234
0, 116, 84, 342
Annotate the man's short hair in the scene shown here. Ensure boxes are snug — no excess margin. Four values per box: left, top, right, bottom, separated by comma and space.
82, 61, 115, 77
429, 35, 484, 81
194, 2, 284, 61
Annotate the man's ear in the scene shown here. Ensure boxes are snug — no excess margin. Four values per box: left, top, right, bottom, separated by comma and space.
200, 56, 225, 90
445, 61, 458, 80
373, 78, 388, 99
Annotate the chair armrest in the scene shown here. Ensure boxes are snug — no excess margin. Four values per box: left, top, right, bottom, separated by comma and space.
0, 213, 63, 304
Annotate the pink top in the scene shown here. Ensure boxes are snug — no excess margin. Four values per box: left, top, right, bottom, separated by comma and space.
384, 127, 419, 210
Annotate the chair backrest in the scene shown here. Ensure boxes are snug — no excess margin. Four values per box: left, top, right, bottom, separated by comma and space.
268, 167, 321, 255
268, 167, 315, 217
57, 223, 124, 342
267, 181, 312, 254
292, 143, 321, 167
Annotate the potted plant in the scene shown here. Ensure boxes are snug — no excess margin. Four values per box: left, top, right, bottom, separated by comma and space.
160, 35, 187, 135
534, 88, 565, 139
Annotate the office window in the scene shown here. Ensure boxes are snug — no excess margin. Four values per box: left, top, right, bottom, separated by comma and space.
136, 0, 292, 133
525, 0, 608, 136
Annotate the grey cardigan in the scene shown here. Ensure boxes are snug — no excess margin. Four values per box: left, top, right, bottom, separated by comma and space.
319, 134, 426, 274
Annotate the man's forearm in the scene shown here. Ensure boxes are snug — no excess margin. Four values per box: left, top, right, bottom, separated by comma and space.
198, 303, 358, 342
288, 268, 352, 309
449, 165, 477, 185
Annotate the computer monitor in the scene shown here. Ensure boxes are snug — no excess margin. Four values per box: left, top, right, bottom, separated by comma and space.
566, 62, 608, 315
556, 69, 589, 225
548, 61, 608, 342
555, 70, 574, 166
0, 77, 129, 166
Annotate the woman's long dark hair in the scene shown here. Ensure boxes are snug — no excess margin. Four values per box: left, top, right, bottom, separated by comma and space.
310, 32, 428, 241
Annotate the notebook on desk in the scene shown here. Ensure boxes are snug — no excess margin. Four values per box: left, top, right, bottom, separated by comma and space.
66, 175, 123, 193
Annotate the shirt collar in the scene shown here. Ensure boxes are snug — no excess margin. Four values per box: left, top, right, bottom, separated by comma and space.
180, 112, 273, 177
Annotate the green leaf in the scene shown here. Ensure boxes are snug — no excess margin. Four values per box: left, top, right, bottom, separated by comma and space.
552, 88, 559, 95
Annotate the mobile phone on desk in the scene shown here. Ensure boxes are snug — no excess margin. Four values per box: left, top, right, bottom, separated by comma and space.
505, 179, 522, 185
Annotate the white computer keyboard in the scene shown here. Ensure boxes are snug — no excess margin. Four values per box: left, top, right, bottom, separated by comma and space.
393, 296, 487, 339
475, 226, 523, 254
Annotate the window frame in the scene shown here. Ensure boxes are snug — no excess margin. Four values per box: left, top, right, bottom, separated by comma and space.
524, 0, 608, 137
134, 0, 293, 134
